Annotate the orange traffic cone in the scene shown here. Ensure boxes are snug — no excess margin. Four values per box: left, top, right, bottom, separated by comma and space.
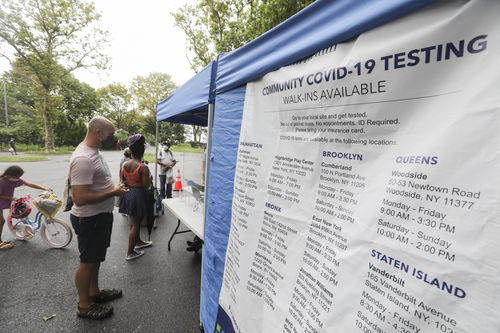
173, 169, 183, 191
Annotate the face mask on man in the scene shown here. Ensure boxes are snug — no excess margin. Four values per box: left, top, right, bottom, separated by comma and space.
99, 131, 114, 146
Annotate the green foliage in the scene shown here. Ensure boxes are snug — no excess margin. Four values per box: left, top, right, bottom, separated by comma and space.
53, 112, 87, 146
97, 83, 131, 130
0, 113, 43, 145
60, 75, 99, 122
0, 156, 49, 162
0, 0, 109, 151
94, 73, 183, 143
1, 59, 99, 147
246, 0, 315, 39
173, 0, 315, 72
129, 73, 183, 142
1, 60, 37, 119
143, 143, 203, 162
120, 109, 144, 136
172, 0, 313, 144
130, 73, 177, 115
158, 121, 186, 145
170, 143, 205, 153
23, 145, 74, 155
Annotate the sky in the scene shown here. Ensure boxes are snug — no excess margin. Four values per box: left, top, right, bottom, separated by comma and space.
1, 0, 196, 89
75, 0, 195, 88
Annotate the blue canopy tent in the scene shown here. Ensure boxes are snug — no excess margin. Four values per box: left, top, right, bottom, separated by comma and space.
201, 0, 439, 331
155, 60, 218, 329
156, 61, 217, 125
154, 60, 217, 191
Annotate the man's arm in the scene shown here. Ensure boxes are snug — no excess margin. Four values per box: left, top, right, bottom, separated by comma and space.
72, 184, 128, 206
156, 158, 168, 167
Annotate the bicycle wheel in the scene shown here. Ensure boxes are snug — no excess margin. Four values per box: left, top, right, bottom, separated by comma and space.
8, 218, 33, 240
40, 217, 73, 248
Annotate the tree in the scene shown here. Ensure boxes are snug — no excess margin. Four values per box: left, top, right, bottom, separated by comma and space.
1, 60, 37, 124
245, 0, 315, 41
97, 83, 131, 130
0, 113, 43, 146
173, 0, 313, 143
173, 0, 315, 72
53, 112, 87, 146
158, 121, 186, 145
60, 74, 100, 122
1, 58, 99, 147
129, 73, 184, 143
185, 124, 205, 144
0, 0, 109, 151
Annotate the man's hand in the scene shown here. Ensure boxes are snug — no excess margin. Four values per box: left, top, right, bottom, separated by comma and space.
113, 183, 130, 196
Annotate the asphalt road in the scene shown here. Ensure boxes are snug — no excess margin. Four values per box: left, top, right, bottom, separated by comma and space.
0, 149, 206, 332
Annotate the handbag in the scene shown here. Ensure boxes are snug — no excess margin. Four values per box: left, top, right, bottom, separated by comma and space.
62, 173, 73, 212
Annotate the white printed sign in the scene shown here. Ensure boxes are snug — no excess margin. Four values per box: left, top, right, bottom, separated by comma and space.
216, 1, 500, 332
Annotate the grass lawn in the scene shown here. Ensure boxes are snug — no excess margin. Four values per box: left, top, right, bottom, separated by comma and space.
144, 154, 156, 163
23, 149, 74, 155
144, 143, 204, 163
0, 156, 50, 162
170, 143, 205, 153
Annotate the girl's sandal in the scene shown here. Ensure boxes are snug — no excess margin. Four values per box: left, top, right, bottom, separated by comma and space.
77, 303, 113, 320
0, 241, 13, 249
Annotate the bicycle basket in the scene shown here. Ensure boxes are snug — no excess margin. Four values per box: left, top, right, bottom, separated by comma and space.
32, 192, 62, 218
11, 197, 31, 219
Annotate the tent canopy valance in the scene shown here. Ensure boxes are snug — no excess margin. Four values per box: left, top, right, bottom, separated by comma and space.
215, 0, 438, 95
156, 61, 217, 126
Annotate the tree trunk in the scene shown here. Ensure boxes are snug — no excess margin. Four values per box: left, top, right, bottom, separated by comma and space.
192, 125, 198, 142
41, 91, 55, 152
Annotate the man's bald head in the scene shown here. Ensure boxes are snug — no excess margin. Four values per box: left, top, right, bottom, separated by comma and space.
88, 116, 115, 133
85, 116, 116, 147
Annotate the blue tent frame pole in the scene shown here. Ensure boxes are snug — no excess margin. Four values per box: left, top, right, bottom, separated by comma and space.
200, 102, 214, 331
154, 120, 159, 188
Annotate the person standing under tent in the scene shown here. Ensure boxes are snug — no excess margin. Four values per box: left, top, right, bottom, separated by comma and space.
69, 116, 128, 320
156, 141, 176, 199
116, 148, 132, 212
119, 134, 153, 260
119, 148, 132, 169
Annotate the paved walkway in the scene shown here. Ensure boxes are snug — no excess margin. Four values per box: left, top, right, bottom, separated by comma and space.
0, 150, 204, 332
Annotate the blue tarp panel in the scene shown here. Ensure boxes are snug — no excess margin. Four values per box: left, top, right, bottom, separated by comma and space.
215, 0, 438, 94
156, 61, 217, 125
201, 0, 442, 331
201, 86, 246, 332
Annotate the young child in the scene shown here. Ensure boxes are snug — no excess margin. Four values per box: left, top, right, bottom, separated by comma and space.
0, 165, 51, 249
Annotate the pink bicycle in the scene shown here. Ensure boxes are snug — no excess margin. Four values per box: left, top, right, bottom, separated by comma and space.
7, 192, 73, 248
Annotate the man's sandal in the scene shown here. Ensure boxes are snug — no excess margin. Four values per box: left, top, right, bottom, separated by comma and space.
77, 303, 113, 320
0, 241, 13, 249
90, 289, 123, 303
